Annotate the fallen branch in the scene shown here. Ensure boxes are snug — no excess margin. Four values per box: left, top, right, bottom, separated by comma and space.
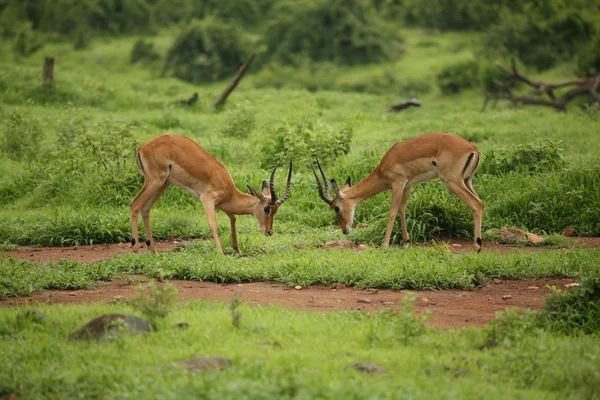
385, 97, 421, 113
485, 59, 600, 112
213, 52, 256, 109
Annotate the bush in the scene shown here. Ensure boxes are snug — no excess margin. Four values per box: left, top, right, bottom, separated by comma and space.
12, 22, 44, 56
575, 32, 600, 77
1, 109, 44, 161
437, 60, 480, 94
259, 110, 357, 168
163, 17, 247, 83
130, 38, 161, 64
538, 275, 600, 335
483, 4, 597, 71
479, 139, 565, 175
263, 0, 400, 65
220, 102, 256, 139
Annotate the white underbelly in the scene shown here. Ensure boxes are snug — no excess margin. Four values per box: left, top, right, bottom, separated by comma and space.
408, 169, 438, 186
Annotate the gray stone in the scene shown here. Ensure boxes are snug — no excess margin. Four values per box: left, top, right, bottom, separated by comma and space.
69, 314, 152, 341
352, 363, 387, 374
174, 357, 233, 373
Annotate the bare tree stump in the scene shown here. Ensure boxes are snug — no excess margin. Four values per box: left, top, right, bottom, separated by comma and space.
43, 56, 55, 90
213, 52, 256, 109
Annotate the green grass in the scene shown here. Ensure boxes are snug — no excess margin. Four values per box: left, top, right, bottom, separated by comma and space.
0, 299, 598, 399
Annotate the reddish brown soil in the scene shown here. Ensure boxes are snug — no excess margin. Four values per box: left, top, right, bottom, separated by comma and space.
2, 237, 598, 329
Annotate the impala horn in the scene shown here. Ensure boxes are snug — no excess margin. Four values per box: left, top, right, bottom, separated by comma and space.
310, 156, 333, 204
269, 159, 293, 205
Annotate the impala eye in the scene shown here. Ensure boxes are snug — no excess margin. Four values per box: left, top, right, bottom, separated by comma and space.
264, 207, 271, 214
334, 206, 340, 213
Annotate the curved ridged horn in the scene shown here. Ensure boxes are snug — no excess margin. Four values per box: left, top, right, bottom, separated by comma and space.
310, 156, 333, 204
276, 159, 293, 205
330, 179, 341, 197
269, 159, 283, 205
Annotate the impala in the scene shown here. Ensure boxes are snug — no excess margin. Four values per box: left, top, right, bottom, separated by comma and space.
130, 134, 292, 254
311, 133, 484, 252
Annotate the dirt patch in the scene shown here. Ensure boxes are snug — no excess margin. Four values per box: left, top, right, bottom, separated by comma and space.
0, 276, 577, 329
2, 237, 597, 329
4, 236, 600, 264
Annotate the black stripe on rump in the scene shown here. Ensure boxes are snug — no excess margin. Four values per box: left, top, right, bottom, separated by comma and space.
137, 152, 145, 174
462, 152, 474, 175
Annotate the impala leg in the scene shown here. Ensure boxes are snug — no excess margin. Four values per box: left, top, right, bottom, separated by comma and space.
141, 180, 170, 254
398, 186, 412, 246
228, 214, 239, 253
444, 180, 484, 253
131, 180, 166, 254
383, 182, 407, 248
201, 198, 224, 255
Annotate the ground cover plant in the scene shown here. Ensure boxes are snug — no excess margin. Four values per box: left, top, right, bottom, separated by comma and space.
1, 2, 600, 398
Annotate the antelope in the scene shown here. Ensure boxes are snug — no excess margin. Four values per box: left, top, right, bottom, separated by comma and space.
130, 133, 292, 254
311, 133, 484, 252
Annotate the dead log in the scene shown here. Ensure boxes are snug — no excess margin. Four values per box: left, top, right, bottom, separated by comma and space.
174, 92, 199, 106
385, 97, 421, 113
213, 52, 256, 109
485, 59, 600, 112
43, 56, 55, 90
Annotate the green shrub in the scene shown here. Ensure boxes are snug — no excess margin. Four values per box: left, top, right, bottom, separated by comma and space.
483, 4, 597, 71
259, 111, 357, 168
12, 21, 44, 56
437, 60, 480, 94
131, 280, 179, 323
130, 38, 160, 64
163, 17, 247, 83
538, 275, 600, 335
220, 102, 256, 139
575, 32, 600, 77
1, 109, 44, 161
263, 0, 400, 65
480, 139, 565, 175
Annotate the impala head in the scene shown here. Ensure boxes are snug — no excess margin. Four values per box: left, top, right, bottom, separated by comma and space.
310, 157, 355, 235
247, 159, 292, 237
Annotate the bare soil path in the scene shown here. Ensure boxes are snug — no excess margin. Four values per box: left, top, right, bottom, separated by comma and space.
2, 237, 598, 329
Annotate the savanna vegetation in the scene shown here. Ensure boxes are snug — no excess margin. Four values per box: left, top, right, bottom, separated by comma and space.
1, 0, 599, 398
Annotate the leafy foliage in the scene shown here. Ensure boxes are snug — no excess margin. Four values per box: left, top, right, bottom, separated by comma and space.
130, 38, 160, 64
163, 17, 247, 83
131, 280, 179, 322
1, 109, 44, 161
479, 140, 565, 175
437, 60, 480, 94
539, 276, 600, 335
263, 0, 400, 65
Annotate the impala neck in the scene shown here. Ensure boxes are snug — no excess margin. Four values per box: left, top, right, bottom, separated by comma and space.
219, 189, 259, 215
344, 171, 389, 204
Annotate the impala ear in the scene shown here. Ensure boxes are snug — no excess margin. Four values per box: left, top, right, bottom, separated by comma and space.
343, 177, 352, 190
261, 180, 270, 196
247, 185, 264, 200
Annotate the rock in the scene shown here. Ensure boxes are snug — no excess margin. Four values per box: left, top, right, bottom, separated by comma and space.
173, 322, 190, 329
420, 297, 430, 304
295, 243, 307, 249
564, 283, 580, 288
68, 293, 77, 296
383, 301, 395, 306
323, 240, 356, 250
174, 356, 232, 373
352, 363, 386, 374
294, 285, 303, 290
492, 279, 501, 284
355, 244, 367, 252
19, 309, 46, 323
527, 286, 539, 290
364, 288, 378, 295
474, 273, 486, 287
334, 284, 347, 290
502, 295, 512, 300
525, 232, 545, 244
69, 314, 152, 341
496, 227, 545, 245
358, 298, 372, 304
563, 228, 576, 237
